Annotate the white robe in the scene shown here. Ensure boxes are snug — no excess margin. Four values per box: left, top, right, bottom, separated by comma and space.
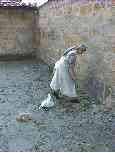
50, 56, 77, 97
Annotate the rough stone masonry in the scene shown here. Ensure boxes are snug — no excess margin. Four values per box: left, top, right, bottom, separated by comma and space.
0, 7, 36, 59
37, 0, 115, 105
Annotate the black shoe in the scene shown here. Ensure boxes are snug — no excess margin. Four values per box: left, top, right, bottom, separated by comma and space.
70, 99, 80, 103
52, 91, 60, 99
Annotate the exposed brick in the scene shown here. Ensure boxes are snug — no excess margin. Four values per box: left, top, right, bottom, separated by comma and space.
0, 8, 37, 57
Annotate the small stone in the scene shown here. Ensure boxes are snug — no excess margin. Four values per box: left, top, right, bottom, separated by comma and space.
108, 118, 112, 122
1, 100, 6, 103
60, 108, 66, 112
0, 89, 5, 92
12, 89, 16, 93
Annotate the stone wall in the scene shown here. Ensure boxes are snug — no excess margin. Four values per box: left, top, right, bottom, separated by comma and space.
38, 0, 115, 103
0, 8, 36, 59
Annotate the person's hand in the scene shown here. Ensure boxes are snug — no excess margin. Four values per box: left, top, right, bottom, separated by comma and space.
71, 75, 76, 81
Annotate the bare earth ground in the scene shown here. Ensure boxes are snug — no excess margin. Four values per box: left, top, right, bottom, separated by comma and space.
0, 60, 114, 152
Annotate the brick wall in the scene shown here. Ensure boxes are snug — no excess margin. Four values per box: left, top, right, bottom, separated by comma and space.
38, 0, 115, 102
0, 8, 36, 59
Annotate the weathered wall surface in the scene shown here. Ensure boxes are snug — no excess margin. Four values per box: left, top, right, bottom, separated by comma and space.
38, 0, 115, 103
0, 8, 36, 58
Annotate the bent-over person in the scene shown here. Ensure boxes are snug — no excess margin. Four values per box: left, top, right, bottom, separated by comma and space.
50, 44, 87, 101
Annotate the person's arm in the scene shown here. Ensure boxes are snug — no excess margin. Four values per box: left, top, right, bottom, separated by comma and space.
69, 64, 76, 80
68, 54, 76, 80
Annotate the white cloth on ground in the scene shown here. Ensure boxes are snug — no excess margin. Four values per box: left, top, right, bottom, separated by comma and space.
39, 93, 54, 109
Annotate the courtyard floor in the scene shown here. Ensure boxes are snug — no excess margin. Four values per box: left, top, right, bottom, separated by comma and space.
0, 60, 114, 152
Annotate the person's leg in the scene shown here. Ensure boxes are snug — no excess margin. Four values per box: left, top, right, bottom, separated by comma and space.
50, 88, 60, 99
70, 97, 80, 103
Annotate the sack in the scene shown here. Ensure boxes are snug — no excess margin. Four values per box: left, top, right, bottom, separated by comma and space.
16, 113, 32, 122
39, 94, 55, 109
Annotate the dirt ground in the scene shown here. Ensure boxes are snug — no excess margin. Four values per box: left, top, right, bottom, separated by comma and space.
0, 60, 114, 152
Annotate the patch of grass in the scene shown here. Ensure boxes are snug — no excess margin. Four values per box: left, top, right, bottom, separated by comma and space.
79, 96, 91, 111
76, 89, 91, 111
